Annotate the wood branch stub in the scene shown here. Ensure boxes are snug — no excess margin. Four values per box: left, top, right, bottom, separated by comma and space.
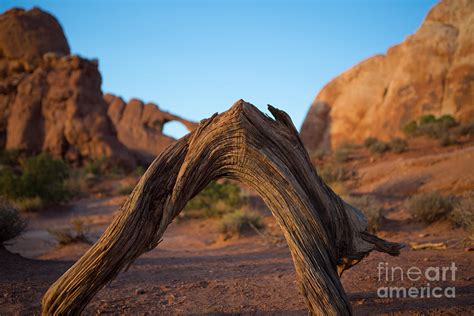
41, 100, 403, 315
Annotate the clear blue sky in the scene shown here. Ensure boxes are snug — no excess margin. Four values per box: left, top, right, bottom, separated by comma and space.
2, 0, 438, 138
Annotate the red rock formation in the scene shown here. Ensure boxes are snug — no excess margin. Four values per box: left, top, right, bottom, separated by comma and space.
0, 8, 70, 63
104, 94, 197, 163
0, 7, 196, 167
300, 0, 474, 152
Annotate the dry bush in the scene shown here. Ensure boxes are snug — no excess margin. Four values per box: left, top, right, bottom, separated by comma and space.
345, 196, 382, 233
48, 219, 91, 245
439, 134, 458, 147
13, 196, 44, 212
454, 122, 474, 137
318, 164, 355, 184
334, 143, 357, 163
363, 137, 378, 148
0, 199, 26, 244
389, 137, 408, 153
219, 209, 264, 239
368, 140, 390, 154
448, 192, 474, 233
407, 192, 456, 224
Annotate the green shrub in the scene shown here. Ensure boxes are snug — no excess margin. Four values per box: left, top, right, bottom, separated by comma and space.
389, 137, 408, 153
403, 121, 419, 137
448, 192, 473, 233
19, 153, 70, 202
407, 192, 456, 224
318, 165, 355, 183
219, 209, 264, 239
437, 115, 457, 128
346, 196, 382, 233
369, 140, 390, 154
0, 153, 70, 203
0, 168, 20, 198
48, 218, 91, 245
0, 149, 20, 166
403, 114, 458, 139
419, 114, 437, 125
363, 137, 378, 148
0, 199, 26, 244
182, 180, 245, 219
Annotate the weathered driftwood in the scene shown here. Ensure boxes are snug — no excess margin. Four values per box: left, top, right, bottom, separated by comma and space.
42, 100, 403, 315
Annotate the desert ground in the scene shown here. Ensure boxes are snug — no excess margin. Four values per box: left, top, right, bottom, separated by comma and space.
1, 136, 473, 315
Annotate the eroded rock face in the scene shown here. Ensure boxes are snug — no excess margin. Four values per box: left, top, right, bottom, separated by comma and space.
0, 8, 70, 63
1, 52, 136, 167
104, 94, 197, 163
300, 0, 474, 152
0, 7, 195, 167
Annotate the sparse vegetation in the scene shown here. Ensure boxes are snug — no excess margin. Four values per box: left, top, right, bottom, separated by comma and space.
0, 152, 71, 204
84, 157, 108, 177
219, 209, 264, 239
0, 199, 26, 244
180, 180, 245, 220
334, 143, 357, 163
346, 195, 382, 233
64, 169, 89, 198
318, 164, 356, 184
364, 137, 407, 154
368, 139, 390, 154
403, 114, 458, 141
448, 192, 474, 233
454, 122, 474, 137
363, 137, 378, 148
389, 137, 408, 153
13, 196, 44, 213
439, 134, 458, 147
407, 192, 456, 224
0, 149, 20, 166
48, 219, 91, 245
408, 191, 474, 232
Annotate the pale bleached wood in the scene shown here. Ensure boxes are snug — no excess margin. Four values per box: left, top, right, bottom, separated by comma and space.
42, 100, 403, 315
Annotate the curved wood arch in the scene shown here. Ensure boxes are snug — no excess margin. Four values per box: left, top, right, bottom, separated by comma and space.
42, 100, 402, 315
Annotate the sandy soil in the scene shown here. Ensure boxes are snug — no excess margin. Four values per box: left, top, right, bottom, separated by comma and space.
1, 140, 473, 315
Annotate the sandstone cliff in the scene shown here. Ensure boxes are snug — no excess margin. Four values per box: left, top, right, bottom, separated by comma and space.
0, 7, 195, 166
300, 0, 474, 152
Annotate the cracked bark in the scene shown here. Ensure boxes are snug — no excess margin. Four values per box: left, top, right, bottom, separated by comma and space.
42, 100, 403, 315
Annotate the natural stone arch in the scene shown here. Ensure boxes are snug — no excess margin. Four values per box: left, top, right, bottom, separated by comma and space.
162, 119, 191, 139
42, 100, 402, 315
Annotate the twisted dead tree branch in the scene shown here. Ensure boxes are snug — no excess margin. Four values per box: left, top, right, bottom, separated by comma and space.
42, 100, 403, 315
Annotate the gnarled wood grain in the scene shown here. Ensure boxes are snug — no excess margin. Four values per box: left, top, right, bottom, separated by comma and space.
42, 100, 403, 315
